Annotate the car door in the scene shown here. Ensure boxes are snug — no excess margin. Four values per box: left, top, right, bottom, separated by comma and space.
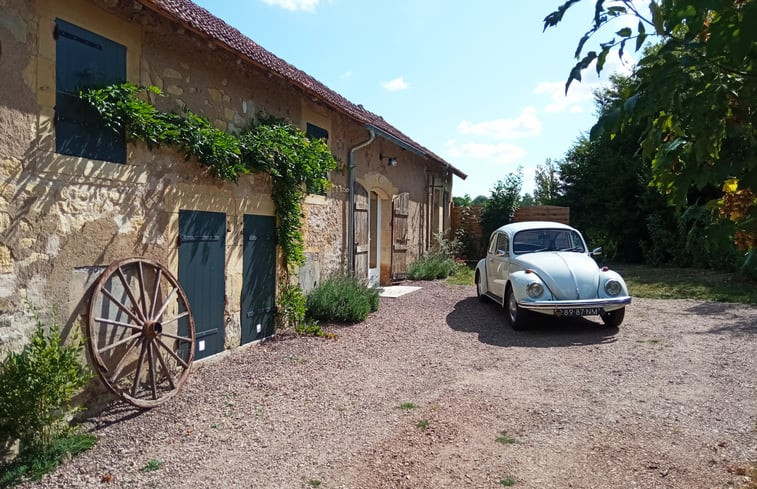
486, 232, 510, 300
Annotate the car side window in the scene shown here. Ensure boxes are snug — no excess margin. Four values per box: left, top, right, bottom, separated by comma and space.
487, 234, 498, 255
495, 233, 509, 256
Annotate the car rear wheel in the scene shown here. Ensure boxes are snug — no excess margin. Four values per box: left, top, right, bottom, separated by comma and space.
505, 285, 527, 330
600, 307, 625, 328
475, 272, 486, 302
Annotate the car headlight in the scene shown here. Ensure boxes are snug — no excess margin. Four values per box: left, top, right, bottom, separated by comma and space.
526, 282, 543, 298
604, 279, 622, 296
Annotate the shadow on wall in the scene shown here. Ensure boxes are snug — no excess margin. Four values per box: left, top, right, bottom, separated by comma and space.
446, 296, 618, 348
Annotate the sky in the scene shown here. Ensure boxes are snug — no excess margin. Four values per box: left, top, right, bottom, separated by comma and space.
191, 0, 637, 197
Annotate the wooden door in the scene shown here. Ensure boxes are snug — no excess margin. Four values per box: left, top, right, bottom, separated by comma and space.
392, 192, 410, 281
353, 183, 369, 278
178, 210, 226, 360
241, 215, 277, 344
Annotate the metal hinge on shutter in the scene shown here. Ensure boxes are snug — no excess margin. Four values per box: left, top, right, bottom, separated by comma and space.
53, 24, 103, 50
246, 306, 277, 317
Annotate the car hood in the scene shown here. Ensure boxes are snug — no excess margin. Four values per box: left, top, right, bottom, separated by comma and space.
512, 252, 599, 300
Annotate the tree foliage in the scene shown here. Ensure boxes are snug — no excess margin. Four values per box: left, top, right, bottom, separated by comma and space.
480, 168, 523, 244
545, 0, 757, 271
534, 158, 561, 204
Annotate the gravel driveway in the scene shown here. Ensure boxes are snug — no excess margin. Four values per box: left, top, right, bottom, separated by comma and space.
25, 281, 757, 489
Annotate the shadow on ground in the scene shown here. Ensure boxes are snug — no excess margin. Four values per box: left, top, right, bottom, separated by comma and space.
685, 302, 757, 336
446, 296, 618, 348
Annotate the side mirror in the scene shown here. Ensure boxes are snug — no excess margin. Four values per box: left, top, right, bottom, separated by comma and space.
591, 247, 603, 256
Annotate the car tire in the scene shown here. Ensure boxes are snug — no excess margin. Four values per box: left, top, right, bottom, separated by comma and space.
475, 272, 486, 302
505, 285, 527, 330
600, 307, 625, 328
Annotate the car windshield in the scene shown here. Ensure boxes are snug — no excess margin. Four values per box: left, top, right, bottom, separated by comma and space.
512, 229, 586, 254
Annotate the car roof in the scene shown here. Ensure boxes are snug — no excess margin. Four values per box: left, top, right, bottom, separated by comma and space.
495, 221, 577, 235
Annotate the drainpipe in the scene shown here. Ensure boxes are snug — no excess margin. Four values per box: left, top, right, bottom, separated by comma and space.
348, 127, 376, 274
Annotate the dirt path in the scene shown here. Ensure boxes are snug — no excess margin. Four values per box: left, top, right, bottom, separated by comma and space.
25, 281, 757, 488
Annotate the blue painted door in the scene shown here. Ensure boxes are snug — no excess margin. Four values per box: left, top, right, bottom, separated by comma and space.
241, 215, 277, 344
178, 210, 226, 359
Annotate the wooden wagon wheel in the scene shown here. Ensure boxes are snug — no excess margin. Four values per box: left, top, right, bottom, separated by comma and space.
87, 258, 196, 409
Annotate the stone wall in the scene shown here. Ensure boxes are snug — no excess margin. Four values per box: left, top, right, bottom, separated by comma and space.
0, 0, 455, 363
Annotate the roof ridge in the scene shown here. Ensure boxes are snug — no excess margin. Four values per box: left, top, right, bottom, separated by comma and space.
141, 0, 466, 179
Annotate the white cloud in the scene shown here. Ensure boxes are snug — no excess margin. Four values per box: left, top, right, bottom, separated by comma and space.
444, 140, 527, 164
457, 107, 541, 140
533, 80, 598, 113
382, 76, 409, 92
261, 0, 319, 12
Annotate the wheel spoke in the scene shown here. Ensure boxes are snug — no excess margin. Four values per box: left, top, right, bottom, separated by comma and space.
160, 311, 189, 326
158, 330, 193, 344
137, 261, 149, 319
107, 336, 142, 383
153, 339, 177, 390
94, 317, 143, 332
149, 267, 163, 319
156, 336, 190, 369
147, 340, 158, 400
98, 332, 142, 355
131, 339, 149, 397
152, 287, 178, 322
116, 266, 146, 323
100, 288, 144, 325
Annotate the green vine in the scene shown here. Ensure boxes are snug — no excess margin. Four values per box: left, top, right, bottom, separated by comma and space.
79, 83, 340, 269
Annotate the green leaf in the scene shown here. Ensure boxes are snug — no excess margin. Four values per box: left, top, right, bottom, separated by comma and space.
616, 27, 632, 38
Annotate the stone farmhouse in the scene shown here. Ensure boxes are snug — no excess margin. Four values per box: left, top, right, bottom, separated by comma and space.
0, 0, 466, 359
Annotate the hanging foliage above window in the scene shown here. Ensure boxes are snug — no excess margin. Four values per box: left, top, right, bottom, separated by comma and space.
80, 83, 341, 269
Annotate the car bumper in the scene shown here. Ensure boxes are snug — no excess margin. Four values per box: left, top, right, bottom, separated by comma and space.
519, 296, 632, 311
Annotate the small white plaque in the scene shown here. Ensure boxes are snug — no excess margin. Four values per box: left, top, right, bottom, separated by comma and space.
198, 340, 205, 351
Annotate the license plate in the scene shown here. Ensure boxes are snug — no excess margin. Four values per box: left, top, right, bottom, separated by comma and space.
554, 308, 600, 317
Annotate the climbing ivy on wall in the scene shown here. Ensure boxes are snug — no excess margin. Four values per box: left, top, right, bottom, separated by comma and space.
80, 83, 340, 270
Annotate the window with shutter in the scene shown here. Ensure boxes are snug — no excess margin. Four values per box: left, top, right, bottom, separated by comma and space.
305, 122, 329, 195
55, 19, 126, 163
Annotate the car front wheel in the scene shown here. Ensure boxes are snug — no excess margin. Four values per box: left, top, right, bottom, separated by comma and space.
505, 285, 527, 330
475, 272, 486, 302
600, 307, 625, 328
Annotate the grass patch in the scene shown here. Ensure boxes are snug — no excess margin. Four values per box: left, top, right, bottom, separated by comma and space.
0, 433, 98, 487
495, 431, 518, 445
306, 274, 379, 323
140, 459, 163, 473
446, 261, 475, 286
616, 264, 757, 305
416, 419, 430, 430
308, 480, 322, 487
397, 402, 417, 410
500, 477, 517, 486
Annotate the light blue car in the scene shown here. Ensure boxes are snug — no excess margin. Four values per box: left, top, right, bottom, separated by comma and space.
475, 221, 631, 330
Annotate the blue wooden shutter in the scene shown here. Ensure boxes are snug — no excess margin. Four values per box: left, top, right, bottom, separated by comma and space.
55, 19, 126, 163
305, 123, 329, 194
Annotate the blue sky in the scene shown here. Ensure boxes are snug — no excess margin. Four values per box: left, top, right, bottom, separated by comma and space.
192, 0, 636, 197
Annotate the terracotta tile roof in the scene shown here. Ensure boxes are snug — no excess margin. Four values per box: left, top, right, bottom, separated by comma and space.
138, 0, 466, 179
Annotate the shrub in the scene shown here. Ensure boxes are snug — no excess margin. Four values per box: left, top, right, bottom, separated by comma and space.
0, 318, 96, 485
306, 274, 379, 323
407, 233, 460, 280
277, 284, 306, 331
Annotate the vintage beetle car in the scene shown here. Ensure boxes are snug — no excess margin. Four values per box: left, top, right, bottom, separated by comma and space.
475, 221, 631, 329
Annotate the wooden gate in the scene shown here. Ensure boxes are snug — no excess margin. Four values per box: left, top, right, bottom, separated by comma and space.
392, 192, 409, 281
353, 183, 369, 278
178, 210, 226, 360
241, 215, 277, 344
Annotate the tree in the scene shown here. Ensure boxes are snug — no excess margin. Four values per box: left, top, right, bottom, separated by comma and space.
544, 0, 757, 272
480, 168, 523, 245
453, 194, 473, 207
534, 158, 561, 204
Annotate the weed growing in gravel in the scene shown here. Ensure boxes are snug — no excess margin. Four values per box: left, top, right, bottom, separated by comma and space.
496, 432, 519, 444
500, 476, 516, 486
210, 423, 222, 429
308, 480, 322, 487
417, 420, 430, 430
397, 402, 417, 410
140, 459, 163, 473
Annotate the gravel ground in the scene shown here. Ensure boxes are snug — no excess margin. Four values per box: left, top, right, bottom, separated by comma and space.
23, 281, 757, 489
